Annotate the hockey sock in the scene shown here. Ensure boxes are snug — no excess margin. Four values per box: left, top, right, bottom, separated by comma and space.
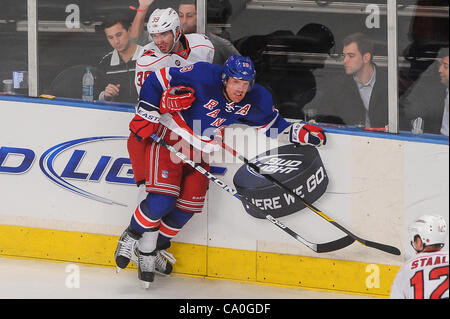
130, 193, 177, 234
157, 208, 194, 249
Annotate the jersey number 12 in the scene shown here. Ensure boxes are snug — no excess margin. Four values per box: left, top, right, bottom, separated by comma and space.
410, 266, 449, 299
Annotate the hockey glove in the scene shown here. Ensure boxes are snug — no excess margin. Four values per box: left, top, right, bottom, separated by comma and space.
160, 86, 196, 114
129, 114, 159, 141
289, 122, 326, 147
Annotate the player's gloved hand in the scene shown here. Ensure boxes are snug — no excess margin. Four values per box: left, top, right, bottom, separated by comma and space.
160, 86, 196, 114
289, 122, 326, 147
129, 114, 159, 141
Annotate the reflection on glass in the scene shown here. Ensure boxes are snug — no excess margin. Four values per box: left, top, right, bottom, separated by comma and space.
1, 0, 448, 135
96, 16, 144, 104
312, 32, 389, 129
129, 0, 240, 66
0, 0, 28, 96
36, 0, 146, 104
399, 0, 449, 136
225, 0, 392, 130
411, 116, 424, 134
28, 0, 238, 104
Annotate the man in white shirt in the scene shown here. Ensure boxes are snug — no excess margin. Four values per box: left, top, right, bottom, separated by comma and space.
354, 66, 376, 128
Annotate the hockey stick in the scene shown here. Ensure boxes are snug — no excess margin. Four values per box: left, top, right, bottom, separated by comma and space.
220, 141, 401, 256
150, 133, 354, 253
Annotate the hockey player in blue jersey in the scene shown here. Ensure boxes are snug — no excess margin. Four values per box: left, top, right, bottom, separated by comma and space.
115, 55, 326, 288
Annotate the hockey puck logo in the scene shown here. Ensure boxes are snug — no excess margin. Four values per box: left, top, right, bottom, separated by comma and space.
247, 154, 303, 177
233, 144, 328, 219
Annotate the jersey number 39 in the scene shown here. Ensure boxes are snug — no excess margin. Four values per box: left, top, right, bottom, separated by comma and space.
136, 71, 152, 87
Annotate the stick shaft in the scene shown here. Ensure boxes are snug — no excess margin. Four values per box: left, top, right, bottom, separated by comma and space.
220, 140, 401, 256
150, 133, 353, 253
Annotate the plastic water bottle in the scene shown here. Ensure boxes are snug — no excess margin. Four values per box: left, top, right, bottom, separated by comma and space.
82, 67, 94, 102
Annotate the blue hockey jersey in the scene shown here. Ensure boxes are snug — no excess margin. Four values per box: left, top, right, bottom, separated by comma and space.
136, 62, 291, 152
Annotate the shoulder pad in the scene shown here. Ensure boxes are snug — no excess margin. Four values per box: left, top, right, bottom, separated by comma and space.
136, 44, 166, 68
185, 33, 213, 45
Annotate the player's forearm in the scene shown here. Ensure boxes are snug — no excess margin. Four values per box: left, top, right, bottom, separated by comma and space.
129, 1, 153, 40
129, 12, 147, 40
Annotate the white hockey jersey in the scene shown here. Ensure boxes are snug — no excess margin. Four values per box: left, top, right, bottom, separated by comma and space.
134, 33, 214, 95
390, 250, 449, 299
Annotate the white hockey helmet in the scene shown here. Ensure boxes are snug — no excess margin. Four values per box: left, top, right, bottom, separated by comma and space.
147, 8, 181, 43
408, 214, 447, 250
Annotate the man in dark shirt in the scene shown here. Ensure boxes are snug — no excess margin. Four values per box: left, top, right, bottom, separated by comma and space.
400, 47, 449, 135
97, 16, 144, 104
177, 0, 240, 65
313, 33, 388, 128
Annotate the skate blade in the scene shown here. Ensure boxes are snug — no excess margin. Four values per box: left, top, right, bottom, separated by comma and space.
155, 270, 170, 277
141, 281, 151, 289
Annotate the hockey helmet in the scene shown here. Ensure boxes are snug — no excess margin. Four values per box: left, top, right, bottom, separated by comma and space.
408, 214, 447, 251
147, 8, 181, 43
222, 55, 256, 89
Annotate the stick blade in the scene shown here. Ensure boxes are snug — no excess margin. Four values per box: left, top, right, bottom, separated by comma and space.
364, 240, 401, 256
316, 235, 355, 253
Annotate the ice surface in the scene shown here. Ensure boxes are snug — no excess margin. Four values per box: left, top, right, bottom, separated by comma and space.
0, 257, 375, 299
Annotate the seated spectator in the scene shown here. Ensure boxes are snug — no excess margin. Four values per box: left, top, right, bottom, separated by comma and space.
128, 0, 240, 65
400, 47, 449, 135
97, 16, 144, 104
311, 32, 388, 128
178, 0, 240, 65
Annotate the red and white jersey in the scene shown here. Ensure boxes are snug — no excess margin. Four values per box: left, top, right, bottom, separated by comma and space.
390, 250, 449, 299
135, 33, 214, 95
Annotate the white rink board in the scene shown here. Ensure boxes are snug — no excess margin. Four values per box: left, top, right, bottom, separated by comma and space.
0, 99, 448, 266
0, 99, 207, 246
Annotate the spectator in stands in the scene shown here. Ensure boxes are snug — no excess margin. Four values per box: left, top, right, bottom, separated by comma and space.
400, 47, 449, 135
313, 32, 388, 128
178, 0, 240, 65
97, 16, 144, 104
128, 0, 240, 65
439, 49, 449, 136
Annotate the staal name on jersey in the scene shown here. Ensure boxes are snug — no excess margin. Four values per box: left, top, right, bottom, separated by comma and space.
410, 254, 448, 270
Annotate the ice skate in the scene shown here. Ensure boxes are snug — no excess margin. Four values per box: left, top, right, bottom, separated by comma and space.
155, 250, 176, 276
137, 250, 156, 289
114, 227, 140, 272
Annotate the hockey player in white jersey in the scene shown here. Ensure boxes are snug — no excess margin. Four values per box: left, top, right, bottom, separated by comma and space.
134, 7, 214, 94
116, 7, 214, 281
390, 214, 448, 299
